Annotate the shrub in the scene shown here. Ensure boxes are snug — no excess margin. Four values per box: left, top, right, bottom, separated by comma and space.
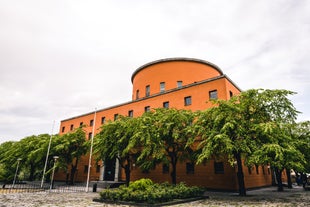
99, 179, 204, 204
128, 178, 153, 191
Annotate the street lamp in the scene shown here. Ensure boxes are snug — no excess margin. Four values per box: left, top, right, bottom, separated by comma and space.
12, 158, 22, 189
50, 156, 59, 191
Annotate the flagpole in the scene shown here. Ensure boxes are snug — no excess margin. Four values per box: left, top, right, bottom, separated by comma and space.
86, 108, 97, 192
41, 120, 55, 188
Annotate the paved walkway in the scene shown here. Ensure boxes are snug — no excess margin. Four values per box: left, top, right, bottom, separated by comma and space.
0, 185, 309, 206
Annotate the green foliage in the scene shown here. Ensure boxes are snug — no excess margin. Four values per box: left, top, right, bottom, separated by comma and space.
99, 179, 204, 204
192, 89, 300, 194
0, 141, 16, 181
137, 108, 196, 184
128, 178, 153, 191
53, 127, 88, 184
0, 135, 53, 182
93, 115, 141, 185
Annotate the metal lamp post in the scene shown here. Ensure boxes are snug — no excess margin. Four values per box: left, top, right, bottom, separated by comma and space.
12, 158, 22, 189
50, 156, 59, 191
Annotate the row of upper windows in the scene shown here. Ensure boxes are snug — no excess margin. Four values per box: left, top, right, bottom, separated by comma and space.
62, 89, 229, 133
136, 81, 183, 99
81, 162, 270, 175
248, 165, 271, 175
143, 161, 225, 175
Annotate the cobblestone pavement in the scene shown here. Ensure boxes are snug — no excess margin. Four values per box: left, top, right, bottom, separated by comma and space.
0, 185, 309, 207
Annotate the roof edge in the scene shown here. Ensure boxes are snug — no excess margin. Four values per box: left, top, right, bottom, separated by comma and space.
131, 57, 223, 83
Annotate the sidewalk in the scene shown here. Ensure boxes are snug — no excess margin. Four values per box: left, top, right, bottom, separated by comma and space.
0, 185, 309, 207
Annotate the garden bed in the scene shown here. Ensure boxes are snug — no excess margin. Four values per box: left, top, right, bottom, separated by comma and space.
93, 179, 207, 206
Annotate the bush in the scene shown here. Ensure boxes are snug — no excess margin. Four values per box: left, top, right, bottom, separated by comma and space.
99, 179, 204, 204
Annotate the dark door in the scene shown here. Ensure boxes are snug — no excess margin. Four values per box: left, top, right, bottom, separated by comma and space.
104, 158, 116, 181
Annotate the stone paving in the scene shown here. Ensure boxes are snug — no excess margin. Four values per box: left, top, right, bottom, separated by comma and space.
0, 185, 309, 207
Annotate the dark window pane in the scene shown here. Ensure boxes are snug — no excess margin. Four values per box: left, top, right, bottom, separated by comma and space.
184, 96, 192, 106
209, 90, 218, 100
162, 164, 169, 174
163, 101, 169, 108
144, 106, 150, 112
214, 162, 224, 174
128, 110, 134, 117
101, 117, 105, 124
186, 162, 195, 174
160, 82, 165, 92
146, 85, 150, 97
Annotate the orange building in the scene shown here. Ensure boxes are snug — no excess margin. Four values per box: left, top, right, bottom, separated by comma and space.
57, 58, 272, 190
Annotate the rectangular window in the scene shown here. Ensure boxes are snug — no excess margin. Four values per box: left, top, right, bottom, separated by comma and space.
79, 122, 83, 127
62, 126, 65, 133
163, 101, 169, 108
128, 110, 133, 117
248, 167, 252, 175
209, 90, 218, 100
255, 165, 259, 174
262, 166, 265, 175
267, 167, 270, 174
177, 81, 183, 88
162, 163, 169, 174
186, 162, 195, 174
145, 85, 150, 97
88, 132, 92, 140
184, 96, 192, 106
70, 124, 74, 131
214, 162, 224, 174
101, 117, 106, 124
136, 90, 139, 99
142, 169, 149, 174
160, 82, 165, 92
114, 114, 118, 121
144, 106, 150, 112
90, 119, 94, 127
96, 164, 101, 173
84, 165, 88, 173
229, 91, 233, 98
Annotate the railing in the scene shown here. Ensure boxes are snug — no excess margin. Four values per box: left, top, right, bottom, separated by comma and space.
0, 181, 90, 194
0, 180, 124, 194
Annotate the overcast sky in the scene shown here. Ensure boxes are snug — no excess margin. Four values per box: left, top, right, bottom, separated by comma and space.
0, 0, 309, 144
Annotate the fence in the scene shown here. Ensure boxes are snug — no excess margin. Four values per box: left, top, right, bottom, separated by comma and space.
0, 181, 93, 194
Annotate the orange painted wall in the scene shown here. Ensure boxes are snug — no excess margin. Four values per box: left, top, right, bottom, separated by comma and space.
55, 58, 273, 190
131, 59, 222, 100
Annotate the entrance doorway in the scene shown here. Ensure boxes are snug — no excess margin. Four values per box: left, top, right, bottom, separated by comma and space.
104, 158, 116, 181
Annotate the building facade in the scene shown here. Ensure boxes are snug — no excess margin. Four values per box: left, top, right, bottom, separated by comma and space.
56, 58, 273, 190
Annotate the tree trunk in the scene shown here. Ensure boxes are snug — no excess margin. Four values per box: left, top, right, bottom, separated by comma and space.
275, 167, 284, 191
70, 158, 79, 185
29, 163, 35, 181
235, 152, 246, 196
169, 153, 177, 185
286, 169, 292, 189
65, 171, 69, 184
125, 158, 131, 186
70, 165, 76, 185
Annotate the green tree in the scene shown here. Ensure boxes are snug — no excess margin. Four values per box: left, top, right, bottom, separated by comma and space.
94, 115, 141, 186
0, 135, 56, 182
137, 108, 195, 185
249, 122, 305, 191
293, 121, 310, 173
54, 127, 88, 184
14, 134, 52, 181
0, 141, 16, 182
193, 89, 298, 195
